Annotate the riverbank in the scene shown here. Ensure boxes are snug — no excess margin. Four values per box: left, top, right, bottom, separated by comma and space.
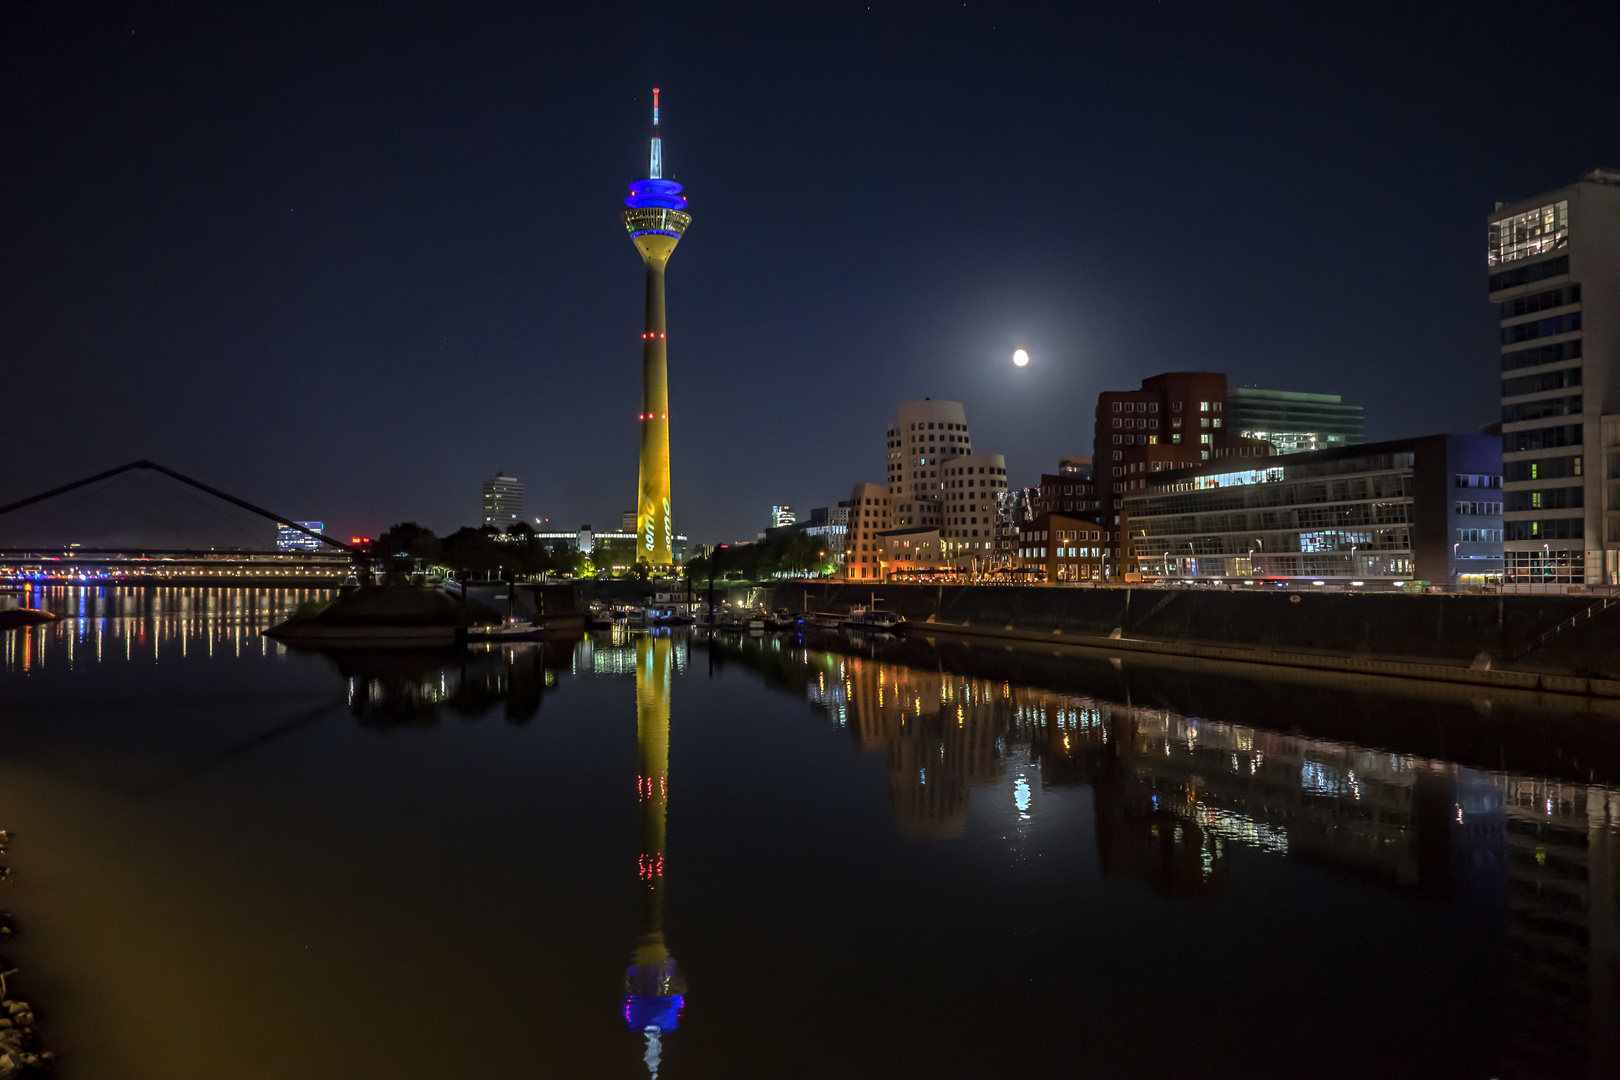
0, 832, 49, 1077
773, 583, 1620, 693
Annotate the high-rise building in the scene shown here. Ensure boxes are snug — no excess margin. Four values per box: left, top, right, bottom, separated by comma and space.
624, 88, 691, 568
770, 505, 796, 528
1227, 386, 1365, 454
275, 521, 326, 552
1095, 372, 1272, 579
621, 510, 637, 532
481, 474, 525, 528
1489, 170, 1620, 586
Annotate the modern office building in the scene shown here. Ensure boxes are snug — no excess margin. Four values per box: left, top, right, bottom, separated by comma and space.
481, 474, 525, 528
1489, 169, 1620, 586
624, 88, 690, 569
1058, 457, 1092, 478
275, 521, 327, 552
770, 505, 796, 528
1226, 387, 1365, 454
1094, 372, 1274, 579
1123, 434, 1502, 588
840, 483, 892, 581
621, 510, 637, 532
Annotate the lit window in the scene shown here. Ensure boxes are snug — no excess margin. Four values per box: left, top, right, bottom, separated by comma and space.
1489, 200, 1570, 265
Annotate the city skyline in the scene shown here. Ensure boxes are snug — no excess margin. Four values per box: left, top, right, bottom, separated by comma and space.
2, 3, 1618, 546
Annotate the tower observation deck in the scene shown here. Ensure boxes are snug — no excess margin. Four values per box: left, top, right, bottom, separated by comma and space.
624, 88, 690, 568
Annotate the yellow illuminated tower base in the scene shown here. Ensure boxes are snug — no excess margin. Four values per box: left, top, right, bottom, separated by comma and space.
623, 88, 690, 569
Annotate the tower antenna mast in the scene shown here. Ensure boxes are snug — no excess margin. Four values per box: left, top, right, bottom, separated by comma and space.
649, 88, 662, 179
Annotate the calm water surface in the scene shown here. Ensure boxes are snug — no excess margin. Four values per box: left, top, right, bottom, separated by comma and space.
0, 585, 1617, 1079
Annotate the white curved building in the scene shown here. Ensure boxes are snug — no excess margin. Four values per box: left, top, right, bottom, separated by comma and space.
886, 399, 972, 529
938, 453, 1009, 563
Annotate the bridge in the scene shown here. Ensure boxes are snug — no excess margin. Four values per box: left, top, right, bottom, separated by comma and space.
0, 460, 357, 585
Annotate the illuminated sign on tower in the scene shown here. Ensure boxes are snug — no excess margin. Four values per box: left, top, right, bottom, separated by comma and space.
624, 88, 690, 569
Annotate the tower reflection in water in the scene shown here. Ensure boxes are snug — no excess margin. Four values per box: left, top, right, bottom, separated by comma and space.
624, 633, 683, 1077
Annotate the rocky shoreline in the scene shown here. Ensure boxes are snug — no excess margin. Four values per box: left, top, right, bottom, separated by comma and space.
0, 832, 50, 1076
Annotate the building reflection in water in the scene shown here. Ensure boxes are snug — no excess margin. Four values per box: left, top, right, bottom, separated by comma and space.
725, 635, 1620, 1077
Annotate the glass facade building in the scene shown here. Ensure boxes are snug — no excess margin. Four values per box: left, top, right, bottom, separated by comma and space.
1123, 435, 1502, 587
275, 521, 326, 552
1226, 387, 1365, 454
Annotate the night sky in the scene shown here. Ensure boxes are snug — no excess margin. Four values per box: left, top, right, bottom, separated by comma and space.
4, 2, 1618, 547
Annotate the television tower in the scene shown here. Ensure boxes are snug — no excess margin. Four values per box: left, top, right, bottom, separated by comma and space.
623, 88, 690, 569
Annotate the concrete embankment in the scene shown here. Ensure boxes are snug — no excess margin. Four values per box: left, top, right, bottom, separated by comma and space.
0, 831, 50, 1076
774, 584, 1620, 697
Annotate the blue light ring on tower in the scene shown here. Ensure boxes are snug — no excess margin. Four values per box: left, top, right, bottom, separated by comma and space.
625, 178, 688, 210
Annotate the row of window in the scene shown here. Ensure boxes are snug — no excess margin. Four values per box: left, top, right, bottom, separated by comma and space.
1501, 311, 1581, 345
1503, 548, 1585, 584
1501, 338, 1580, 373
1454, 474, 1502, 489
1488, 254, 1568, 293
1501, 366, 1580, 398
1020, 546, 1103, 560
1107, 400, 1223, 414
1136, 528, 1412, 554
1457, 529, 1503, 542
906, 433, 970, 445
1504, 423, 1581, 452
1506, 487, 1582, 511
1135, 502, 1415, 540
1505, 455, 1581, 482
1503, 394, 1580, 423
1499, 283, 1579, 319
1505, 518, 1583, 541
1456, 501, 1501, 516
1487, 202, 1568, 267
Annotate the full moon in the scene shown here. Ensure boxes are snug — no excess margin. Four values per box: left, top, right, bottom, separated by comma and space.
1012, 349, 1030, 367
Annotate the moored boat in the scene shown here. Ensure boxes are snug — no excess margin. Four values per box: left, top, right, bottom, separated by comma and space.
843, 605, 900, 633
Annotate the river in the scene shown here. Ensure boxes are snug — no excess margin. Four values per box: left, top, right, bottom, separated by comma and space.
0, 585, 1616, 1078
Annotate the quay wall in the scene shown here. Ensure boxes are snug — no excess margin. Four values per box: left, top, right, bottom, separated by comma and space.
771, 583, 1620, 682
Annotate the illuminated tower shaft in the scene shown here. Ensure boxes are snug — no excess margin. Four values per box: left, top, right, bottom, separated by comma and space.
624, 88, 690, 568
